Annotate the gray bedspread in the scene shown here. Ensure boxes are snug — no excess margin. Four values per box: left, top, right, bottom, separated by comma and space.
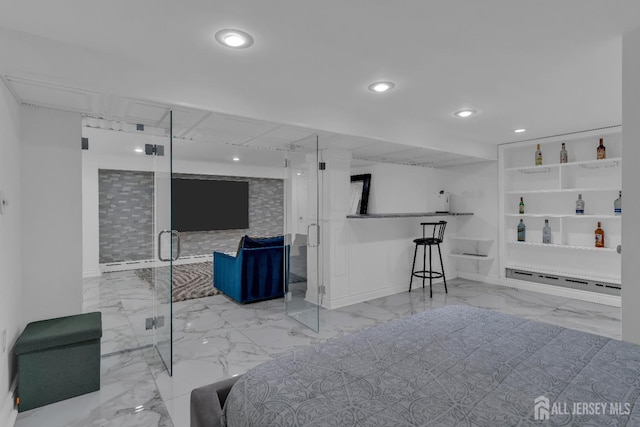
222, 305, 640, 426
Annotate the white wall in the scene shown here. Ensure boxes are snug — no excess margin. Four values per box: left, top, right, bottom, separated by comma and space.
21, 106, 83, 325
0, 78, 22, 427
352, 162, 443, 213
622, 27, 640, 344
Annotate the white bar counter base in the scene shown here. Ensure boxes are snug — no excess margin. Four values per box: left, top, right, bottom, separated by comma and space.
322, 212, 474, 309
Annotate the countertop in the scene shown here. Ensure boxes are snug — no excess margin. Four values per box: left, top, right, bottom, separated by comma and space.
346, 212, 473, 219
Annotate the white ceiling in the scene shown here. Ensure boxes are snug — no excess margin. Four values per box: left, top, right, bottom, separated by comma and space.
81, 104, 487, 168
1, 1, 639, 164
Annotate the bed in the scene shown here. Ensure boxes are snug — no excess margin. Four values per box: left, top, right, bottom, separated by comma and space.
191, 305, 640, 426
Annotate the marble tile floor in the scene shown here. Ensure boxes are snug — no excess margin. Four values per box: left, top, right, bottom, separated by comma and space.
15, 272, 621, 427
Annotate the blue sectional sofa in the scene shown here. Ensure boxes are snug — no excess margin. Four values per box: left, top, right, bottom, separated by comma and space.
213, 235, 286, 303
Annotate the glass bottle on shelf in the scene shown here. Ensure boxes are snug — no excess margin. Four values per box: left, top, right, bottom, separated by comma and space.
575, 194, 585, 215
597, 138, 606, 160
560, 143, 568, 163
542, 219, 552, 244
519, 197, 525, 214
517, 219, 526, 242
614, 191, 621, 215
535, 144, 543, 165
595, 222, 605, 248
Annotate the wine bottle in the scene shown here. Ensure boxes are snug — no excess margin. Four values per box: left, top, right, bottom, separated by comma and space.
535, 144, 543, 165
519, 197, 525, 214
575, 194, 585, 215
517, 219, 526, 242
597, 138, 606, 160
595, 222, 605, 248
542, 219, 551, 244
614, 191, 621, 215
560, 143, 568, 163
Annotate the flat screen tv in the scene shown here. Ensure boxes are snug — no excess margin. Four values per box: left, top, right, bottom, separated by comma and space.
172, 178, 249, 232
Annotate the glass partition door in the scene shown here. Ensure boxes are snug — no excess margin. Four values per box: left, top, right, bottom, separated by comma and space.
285, 136, 320, 332
153, 111, 175, 375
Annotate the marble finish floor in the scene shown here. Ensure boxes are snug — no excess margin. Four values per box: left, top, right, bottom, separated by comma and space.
15, 272, 621, 427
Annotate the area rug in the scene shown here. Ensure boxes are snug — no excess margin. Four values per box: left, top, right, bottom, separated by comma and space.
135, 262, 219, 303
136, 261, 306, 303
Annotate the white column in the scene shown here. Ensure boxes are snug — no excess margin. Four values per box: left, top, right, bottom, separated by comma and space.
21, 106, 83, 325
315, 149, 352, 309
321, 150, 352, 308
81, 152, 101, 277
621, 27, 640, 343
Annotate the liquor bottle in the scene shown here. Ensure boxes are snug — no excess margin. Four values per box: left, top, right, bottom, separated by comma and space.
595, 222, 605, 248
519, 197, 525, 214
597, 138, 606, 160
517, 219, 526, 242
614, 191, 621, 215
575, 194, 585, 215
560, 143, 568, 163
542, 219, 552, 244
535, 144, 543, 165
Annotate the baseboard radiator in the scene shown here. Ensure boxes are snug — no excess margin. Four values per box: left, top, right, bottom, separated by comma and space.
506, 268, 621, 296
101, 254, 214, 273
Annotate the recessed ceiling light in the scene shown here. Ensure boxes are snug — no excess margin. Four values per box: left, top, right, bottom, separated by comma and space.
514, 128, 526, 133
134, 148, 144, 153
454, 110, 476, 118
215, 29, 254, 49
368, 81, 396, 93
232, 156, 240, 161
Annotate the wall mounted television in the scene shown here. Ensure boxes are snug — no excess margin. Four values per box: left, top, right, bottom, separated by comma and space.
172, 178, 249, 232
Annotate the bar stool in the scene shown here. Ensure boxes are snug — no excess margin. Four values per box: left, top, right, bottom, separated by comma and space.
409, 221, 447, 298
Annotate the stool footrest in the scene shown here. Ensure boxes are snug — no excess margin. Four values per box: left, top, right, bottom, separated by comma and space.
412, 270, 444, 279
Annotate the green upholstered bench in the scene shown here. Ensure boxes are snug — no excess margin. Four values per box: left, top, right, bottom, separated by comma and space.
15, 312, 102, 412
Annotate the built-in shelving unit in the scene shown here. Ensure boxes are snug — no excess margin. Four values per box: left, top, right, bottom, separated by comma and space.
498, 128, 622, 298
504, 213, 620, 219
505, 188, 620, 195
507, 241, 617, 253
449, 236, 494, 272
504, 157, 621, 173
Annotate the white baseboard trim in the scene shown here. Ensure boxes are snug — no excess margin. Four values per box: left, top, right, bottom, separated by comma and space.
83, 268, 102, 278
324, 284, 408, 310
457, 272, 502, 286
498, 277, 621, 307
456, 271, 620, 307
323, 271, 620, 312
100, 254, 216, 273
323, 277, 455, 310
1, 375, 18, 427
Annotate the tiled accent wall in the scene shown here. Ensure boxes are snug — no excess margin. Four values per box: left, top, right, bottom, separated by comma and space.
99, 170, 154, 263
98, 170, 284, 263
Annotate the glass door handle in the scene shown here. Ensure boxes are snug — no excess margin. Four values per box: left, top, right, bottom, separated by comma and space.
158, 230, 181, 261
171, 230, 181, 261
307, 223, 320, 247
158, 230, 171, 261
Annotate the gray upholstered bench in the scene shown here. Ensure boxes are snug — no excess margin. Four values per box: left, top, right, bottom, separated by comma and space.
15, 312, 102, 412
191, 376, 241, 427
